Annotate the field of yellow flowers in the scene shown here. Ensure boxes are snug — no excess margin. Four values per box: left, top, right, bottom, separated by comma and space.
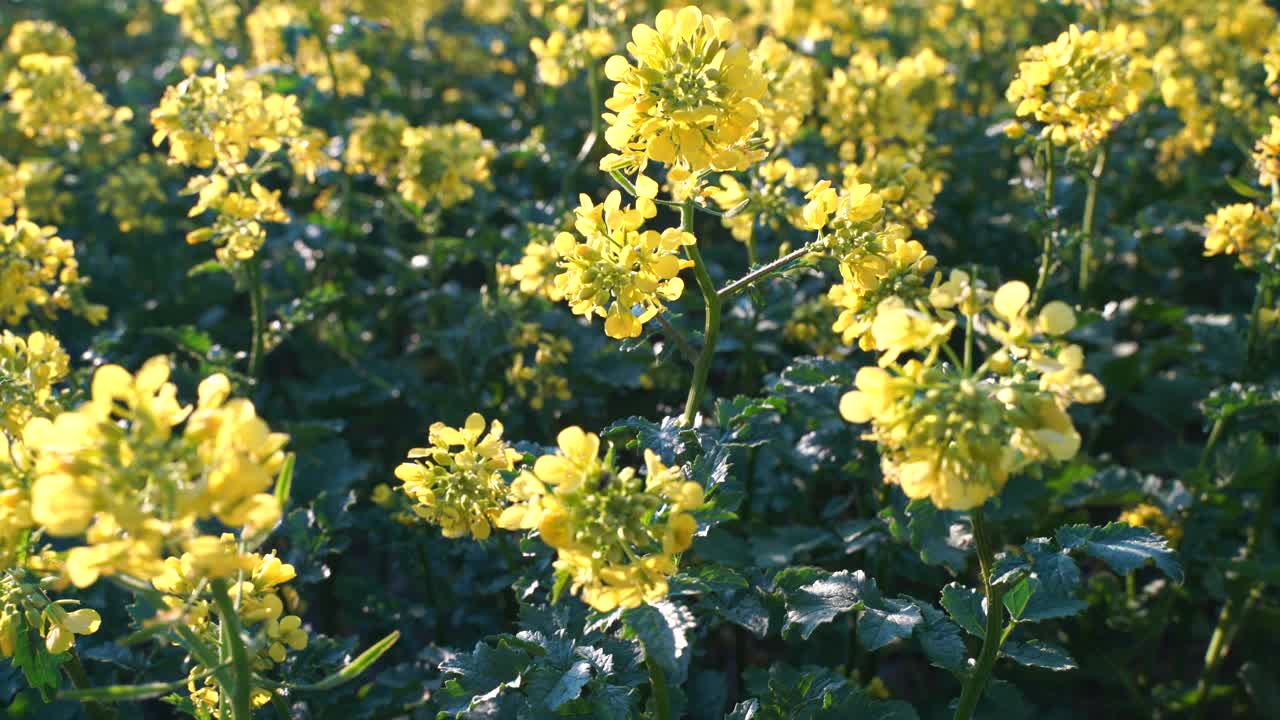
1, 1, 1278, 718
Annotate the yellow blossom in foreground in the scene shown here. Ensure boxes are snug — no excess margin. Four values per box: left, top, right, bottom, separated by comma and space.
601, 6, 766, 174
497, 427, 703, 611
842, 280, 1104, 510
23, 357, 289, 587
394, 414, 522, 540
553, 190, 694, 339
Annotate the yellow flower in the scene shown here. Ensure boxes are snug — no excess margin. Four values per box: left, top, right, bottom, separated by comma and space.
600, 6, 767, 174
1006, 24, 1151, 151
396, 122, 495, 209
498, 427, 700, 611
394, 413, 522, 540
0, 219, 103, 325
1203, 202, 1277, 271
552, 190, 695, 339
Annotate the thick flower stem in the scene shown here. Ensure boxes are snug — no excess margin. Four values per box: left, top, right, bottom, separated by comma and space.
1244, 279, 1271, 371
682, 202, 721, 426
953, 509, 1005, 720
1077, 145, 1109, 298
716, 242, 815, 302
646, 657, 673, 720
1031, 143, 1056, 309
211, 580, 254, 720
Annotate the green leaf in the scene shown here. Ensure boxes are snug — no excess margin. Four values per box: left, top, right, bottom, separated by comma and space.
905, 500, 970, 572
623, 601, 694, 682
11, 617, 65, 701
1225, 175, 1269, 199
545, 660, 592, 710
1001, 639, 1077, 671
940, 583, 986, 639
857, 598, 922, 651
1017, 548, 1086, 622
271, 630, 399, 692
911, 601, 967, 672
187, 259, 228, 277
274, 452, 295, 508
1001, 576, 1037, 621
782, 570, 877, 640
1056, 523, 1184, 583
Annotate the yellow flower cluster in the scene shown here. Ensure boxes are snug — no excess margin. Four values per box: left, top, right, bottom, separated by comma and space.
151, 65, 306, 170
552, 189, 695, 339
0, 219, 104, 326
1006, 24, 1152, 151
246, 2, 372, 96
743, 0, 889, 58
151, 536, 308, 714
184, 175, 289, 263
841, 280, 1104, 509
23, 357, 289, 588
802, 181, 936, 351
708, 158, 817, 243
398, 122, 495, 209
1119, 503, 1182, 545
163, 0, 241, 46
820, 48, 953, 161
96, 155, 169, 234
1254, 116, 1280, 187
1203, 202, 1278, 272
529, 1, 618, 86
501, 233, 568, 302
394, 414, 523, 540
1, 572, 101, 656
506, 324, 573, 410
2, 42, 127, 148
344, 113, 493, 210
753, 36, 817, 147
0, 331, 68, 436
1142, 0, 1275, 169
601, 6, 766, 174
497, 427, 703, 611
841, 146, 942, 230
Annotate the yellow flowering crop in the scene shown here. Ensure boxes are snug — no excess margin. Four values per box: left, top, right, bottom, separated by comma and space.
23, 357, 289, 587
0, 330, 68, 435
1006, 24, 1152, 151
397, 121, 495, 209
497, 427, 703, 611
601, 6, 767, 174
553, 189, 695, 339
3, 52, 125, 147
841, 280, 1103, 509
1203, 202, 1279, 272
820, 49, 953, 161
0, 219, 104, 325
506, 324, 573, 410
394, 413, 523, 540
708, 158, 817, 243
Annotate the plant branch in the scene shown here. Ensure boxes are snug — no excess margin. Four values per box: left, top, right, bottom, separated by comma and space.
681, 201, 720, 426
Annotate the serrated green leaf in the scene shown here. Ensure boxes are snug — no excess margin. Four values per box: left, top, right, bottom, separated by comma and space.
1001, 639, 1077, 671
905, 500, 970, 572
623, 601, 693, 682
783, 570, 876, 640
1001, 576, 1037, 621
545, 660, 592, 710
940, 583, 986, 639
1056, 523, 1184, 582
857, 598, 922, 651
912, 601, 967, 672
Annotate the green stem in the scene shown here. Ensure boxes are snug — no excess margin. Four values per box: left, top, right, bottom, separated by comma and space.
717, 241, 817, 301
646, 657, 673, 720
953, 510, 1005, 720
210, 580, 253, 720
63, 650, 116, 720
1077, 145, 1109, 298
247, 259, 266, 380
682, 201, 721, 426
1190, 472, 1274, 719
1031, 143, 1056, 309
1244, 279, 1270, 371
744, 222, 759, 267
